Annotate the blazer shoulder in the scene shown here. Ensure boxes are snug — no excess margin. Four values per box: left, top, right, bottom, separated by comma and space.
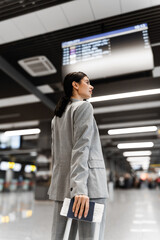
73, 101, 93, 114
72, 101, 93, 124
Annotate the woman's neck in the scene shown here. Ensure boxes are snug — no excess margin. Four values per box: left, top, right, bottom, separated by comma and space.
70, 95, 83, 101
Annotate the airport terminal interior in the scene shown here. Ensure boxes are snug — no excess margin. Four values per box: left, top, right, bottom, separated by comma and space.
0, 0, 160, 239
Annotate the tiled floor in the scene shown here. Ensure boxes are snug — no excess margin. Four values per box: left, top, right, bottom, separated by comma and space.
0, 189, 160, 240
105, 189, 160, 240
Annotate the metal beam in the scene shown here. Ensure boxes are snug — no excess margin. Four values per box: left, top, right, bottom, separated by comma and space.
0, 56, 56, 111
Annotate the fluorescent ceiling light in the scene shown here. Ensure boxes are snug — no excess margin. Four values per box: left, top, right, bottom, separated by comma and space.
151, 43, 160, 47
108, 126, 157, 135
123, 151, 152, 157
127, 156, 150, 162
89, 88, 160, 103
0, 85, 53, 108
117, 142, 154, 149
4, 128, 41, 136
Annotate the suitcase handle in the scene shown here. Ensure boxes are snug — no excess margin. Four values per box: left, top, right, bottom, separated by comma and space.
63, 218, 72, 240
63, 218, 100, 240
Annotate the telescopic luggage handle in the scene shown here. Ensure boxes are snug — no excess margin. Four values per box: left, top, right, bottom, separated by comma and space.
63, 218, 100, 240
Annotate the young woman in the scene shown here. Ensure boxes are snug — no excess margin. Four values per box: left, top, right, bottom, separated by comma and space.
48, 72, 109, 240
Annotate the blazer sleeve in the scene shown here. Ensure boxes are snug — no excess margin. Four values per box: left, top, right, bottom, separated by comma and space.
70, 101, 94, 199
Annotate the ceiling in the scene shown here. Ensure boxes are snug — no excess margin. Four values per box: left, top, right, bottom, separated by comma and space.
0, 0, 73, 21
0, 0, 160, 172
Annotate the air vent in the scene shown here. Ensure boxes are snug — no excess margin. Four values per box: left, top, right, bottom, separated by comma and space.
18, 56, 57, 77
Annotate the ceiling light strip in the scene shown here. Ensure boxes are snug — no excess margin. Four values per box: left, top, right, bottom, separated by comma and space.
89, 88, 160, 103
123, 151, 152, 157
127, 156, 151, 162
117, 142, 154, 149
108, 126, 157, 135
4, 128, 41, 136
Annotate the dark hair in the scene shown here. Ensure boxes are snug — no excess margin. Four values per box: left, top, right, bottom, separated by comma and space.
54, 72, 87, 117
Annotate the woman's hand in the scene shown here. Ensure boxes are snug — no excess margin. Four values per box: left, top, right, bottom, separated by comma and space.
72, 195, 89, 219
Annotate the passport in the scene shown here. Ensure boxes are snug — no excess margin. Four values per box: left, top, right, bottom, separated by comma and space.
67, 198, 95, 222
60, 198, 104, 223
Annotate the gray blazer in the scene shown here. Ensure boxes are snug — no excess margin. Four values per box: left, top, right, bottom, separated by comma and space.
48, 98, 109, 201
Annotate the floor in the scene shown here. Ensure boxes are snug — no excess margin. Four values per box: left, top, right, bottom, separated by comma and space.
0, 189, 160, 240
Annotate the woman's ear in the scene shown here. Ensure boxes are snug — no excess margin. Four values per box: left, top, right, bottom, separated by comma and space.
72, 81, 79, 90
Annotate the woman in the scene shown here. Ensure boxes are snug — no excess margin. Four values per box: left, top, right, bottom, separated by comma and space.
48, 72, 109, 240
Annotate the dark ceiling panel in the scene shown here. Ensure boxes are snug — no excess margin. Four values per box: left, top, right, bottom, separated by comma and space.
152, 46, 160, 66
0, 0, 74, 21
91, 77, 160, 96
99, 113, 159, 124
95, 107, 160, 125
0, 70, 29, 98
0, 102, 53, 123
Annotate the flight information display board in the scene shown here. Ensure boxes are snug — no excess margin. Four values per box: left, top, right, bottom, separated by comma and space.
61, 23, 154, 80
0, 134, 21, 149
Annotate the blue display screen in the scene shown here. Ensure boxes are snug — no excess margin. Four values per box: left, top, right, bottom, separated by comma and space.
61, 23, 154, 80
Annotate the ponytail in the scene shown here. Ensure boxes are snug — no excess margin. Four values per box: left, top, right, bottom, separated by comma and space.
54, 96, 71, 118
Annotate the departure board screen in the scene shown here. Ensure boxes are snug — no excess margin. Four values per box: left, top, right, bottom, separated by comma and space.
0, 134, 21, 149
61, 23, 154, 80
